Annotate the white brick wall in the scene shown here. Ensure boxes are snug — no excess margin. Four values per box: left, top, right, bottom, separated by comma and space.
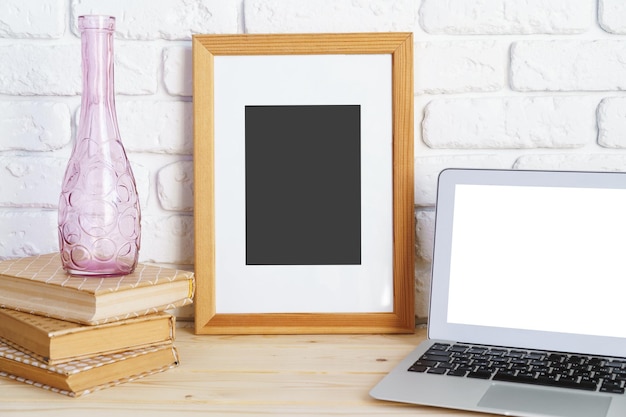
419, 0, 591, 34
414, 0, 626, 320
0, 0, 624, 322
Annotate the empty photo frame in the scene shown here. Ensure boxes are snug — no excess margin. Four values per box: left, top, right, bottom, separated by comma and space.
193, 33, 414, 334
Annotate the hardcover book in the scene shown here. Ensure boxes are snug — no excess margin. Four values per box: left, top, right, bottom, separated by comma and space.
0, 308, 175, 365
0, 340, 179, 397
0, 253, 195, 325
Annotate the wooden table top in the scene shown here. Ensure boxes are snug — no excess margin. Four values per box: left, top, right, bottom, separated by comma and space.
0, 324, 487, 416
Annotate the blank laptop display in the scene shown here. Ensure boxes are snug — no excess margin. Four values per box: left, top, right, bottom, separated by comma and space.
370, 168, 626, 417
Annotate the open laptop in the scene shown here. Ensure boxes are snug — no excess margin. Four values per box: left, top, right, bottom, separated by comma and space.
370, 168, 626, 417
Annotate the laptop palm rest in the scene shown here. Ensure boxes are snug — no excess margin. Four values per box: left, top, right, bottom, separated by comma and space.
479, 384, 611, 417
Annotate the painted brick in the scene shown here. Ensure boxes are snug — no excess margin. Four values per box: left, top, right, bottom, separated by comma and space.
511, 41, 626, 91
599, 0, 626, 34
244, 0, 417, 33
0, 156, 66, 208
115, 44, 159, 95
157, 161, 193, 212
0, 45, 80, 96
116, 101, 192, 154
415, 209, 435, 320
0, 0, 65, 39
416, 210, 435, 263
140, 215, 194, 264
163, 46, 192, 97
0, 102, 71, 151
415, 41, 506, 94
422, 97, 596, 149
0, 210, 58, 260
598, 97, 626, 148
414, 155, 508, 206
419, 0, 591, 34
514, 154, 626, 171
71, 0, 239, 40
414, 265, 430, 321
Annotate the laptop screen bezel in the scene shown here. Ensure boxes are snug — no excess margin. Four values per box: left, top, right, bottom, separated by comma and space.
428, 168, 626, 357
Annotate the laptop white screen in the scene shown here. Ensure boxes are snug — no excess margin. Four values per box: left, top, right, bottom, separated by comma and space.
447, 184, 626, 339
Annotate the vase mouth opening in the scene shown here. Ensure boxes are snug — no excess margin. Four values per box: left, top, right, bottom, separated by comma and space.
78, 15, 115, 31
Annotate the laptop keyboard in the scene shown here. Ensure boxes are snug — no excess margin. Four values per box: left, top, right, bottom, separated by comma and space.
409, 342, 626, 394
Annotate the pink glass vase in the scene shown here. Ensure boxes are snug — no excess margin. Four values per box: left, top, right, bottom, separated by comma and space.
58, 15, 141, 276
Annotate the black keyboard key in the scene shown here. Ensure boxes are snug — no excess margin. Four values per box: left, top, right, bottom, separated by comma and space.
467, 370, 493, 379
448, 369, 467, 377
580, 376, 600, 386
559, 376, 579, 384
423, 348, 451, 356
427, 367, 447, 375
601, 381, 625, 394
476, 365, 495, 372
588, 358, 603, 366
517, 370, 536, 378
491, 357, 508, 365
449, 344, 469, 353
421, 353, 451, 363
412, 360, 437, 367
429, 343, 450, 351
453, 352, 472, 361
437, 362, 456, 369
601, 386, 625, 394
594, 369, 612, 379
452, 363, 472, 372
548, 353, 567, 363
524, 353, 544, 360
408, 364, 428, 373
606, 361, 625, 369
451, 356, 471, 364
472, 359, 489, 367
496, 369, 516, 377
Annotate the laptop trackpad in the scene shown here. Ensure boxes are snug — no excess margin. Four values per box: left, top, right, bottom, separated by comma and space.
478, 383, 611, 417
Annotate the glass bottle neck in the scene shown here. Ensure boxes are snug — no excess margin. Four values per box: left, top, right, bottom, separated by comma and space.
77, 25, 121, 142
81, 28, 115, 107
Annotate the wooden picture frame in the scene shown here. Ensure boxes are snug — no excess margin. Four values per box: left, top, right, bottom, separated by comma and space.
193, 33, 414, 334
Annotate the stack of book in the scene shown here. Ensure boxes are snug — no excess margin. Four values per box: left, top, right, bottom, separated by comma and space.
0, 253, 195, 397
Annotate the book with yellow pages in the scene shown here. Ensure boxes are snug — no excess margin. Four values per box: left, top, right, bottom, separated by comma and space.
0, 339, 179, 397
0, 253, 195, 325
0, 308, 175, 365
